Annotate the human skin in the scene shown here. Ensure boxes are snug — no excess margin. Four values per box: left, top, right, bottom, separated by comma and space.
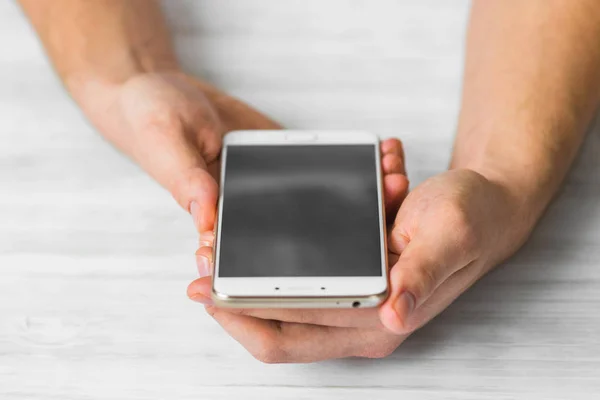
20, 0, 600, 363
187, 0, 600, 362
18, 0, 408, 235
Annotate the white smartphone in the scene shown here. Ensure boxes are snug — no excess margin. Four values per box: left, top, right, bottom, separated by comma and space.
211, 130, 388, 308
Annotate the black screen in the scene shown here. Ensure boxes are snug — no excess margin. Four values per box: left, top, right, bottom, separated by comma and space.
218, 144, 382, 277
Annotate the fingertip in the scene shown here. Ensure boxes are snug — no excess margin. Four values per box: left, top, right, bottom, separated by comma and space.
187, 276, 213, 299
384, 173, 409, 215
195, 245, 214, 277
378, 301, 405, 334
190, 293, 214, 305
380, 138, 403, 155
384, 173, 409, 196
382, 154, 403, 175
379, 293, 414, 335
171, 167, 219, 232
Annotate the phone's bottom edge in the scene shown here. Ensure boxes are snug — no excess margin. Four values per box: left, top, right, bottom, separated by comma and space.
211, 291, 388, 309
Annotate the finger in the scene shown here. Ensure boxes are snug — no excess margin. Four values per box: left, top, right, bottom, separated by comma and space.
170, 166, 220, 233
194, 246, 213, 279
379, 236, 477, 335
189, 266, 401, 329
189, 272, 394, 329
381, 153, 406, 176
198, 231, 215, 248
387, 251, 400, 267
206, 307, 405, 363
400, 259, 482, 334
207, 159, 221, 182
384, 173, 409, 219
187, 275, 213, 305
190, 254, 403, 329
188, 277, 381, 328
380, 138, 406, 176
128, 75, 223, 233
223, 307, 383, 329
381, 138, 405, 161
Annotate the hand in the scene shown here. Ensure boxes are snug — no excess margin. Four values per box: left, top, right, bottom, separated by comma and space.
189, 168, 533, 363
80, 71, 281, 232
379, 169, 533, 335
188, 138, 410, 362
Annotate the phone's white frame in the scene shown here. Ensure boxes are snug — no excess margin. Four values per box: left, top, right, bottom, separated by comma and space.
212, 130, 388, 307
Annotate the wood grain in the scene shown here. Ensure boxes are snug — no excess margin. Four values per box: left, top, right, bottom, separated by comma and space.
1, 1, 599, 399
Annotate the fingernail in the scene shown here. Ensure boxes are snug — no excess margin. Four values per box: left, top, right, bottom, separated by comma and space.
199, 231, 215, 242
394, 291, 415, 320
196, 255, 211, 278
190, 201, 201, 230
190, 294, 213, 305
199, 231, 215, 247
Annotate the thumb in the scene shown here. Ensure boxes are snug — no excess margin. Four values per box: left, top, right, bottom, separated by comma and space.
170, 165, 219, 233
379, 230, 478, 335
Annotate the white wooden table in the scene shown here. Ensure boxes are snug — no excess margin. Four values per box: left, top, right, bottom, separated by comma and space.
1, 1, 599, 399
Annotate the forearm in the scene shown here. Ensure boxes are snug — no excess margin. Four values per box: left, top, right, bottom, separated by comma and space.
453, 0, 600, 224
19, 0, 178, 92
19, 0, 233, 138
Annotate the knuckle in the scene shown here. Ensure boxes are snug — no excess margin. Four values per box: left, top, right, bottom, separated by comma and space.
389, 228, 410, 253
441, 200, 480, 253
200, 135, 222, 162
144, 108, 184, 134
171, 167, 218, 205
138, 108, 222, 163
414, 266, 438, 298
441, 199, 468, 227
456, 221, 479, 257
169, 171, 197, 208
187, 106, 222, 162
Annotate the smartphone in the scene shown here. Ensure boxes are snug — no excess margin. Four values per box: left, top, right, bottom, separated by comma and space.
211, 130, 388, 308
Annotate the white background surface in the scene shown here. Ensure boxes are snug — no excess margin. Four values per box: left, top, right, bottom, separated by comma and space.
1, 1, 599, 399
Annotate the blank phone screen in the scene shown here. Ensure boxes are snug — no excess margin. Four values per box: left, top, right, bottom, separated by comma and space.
217, 144, 382, 277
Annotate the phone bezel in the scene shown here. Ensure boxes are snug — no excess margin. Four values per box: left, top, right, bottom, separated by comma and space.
212, 130, 388, 306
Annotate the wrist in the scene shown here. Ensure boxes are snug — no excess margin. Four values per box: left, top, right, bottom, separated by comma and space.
454, 161, 550, 232
65, 64, 178, 105
68, 68, 221, 111
67, 69, 194, 136
447, 166, 542, 271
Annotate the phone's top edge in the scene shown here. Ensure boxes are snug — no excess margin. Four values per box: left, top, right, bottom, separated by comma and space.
226, 129, 376, 135
223, 130, 379, 145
